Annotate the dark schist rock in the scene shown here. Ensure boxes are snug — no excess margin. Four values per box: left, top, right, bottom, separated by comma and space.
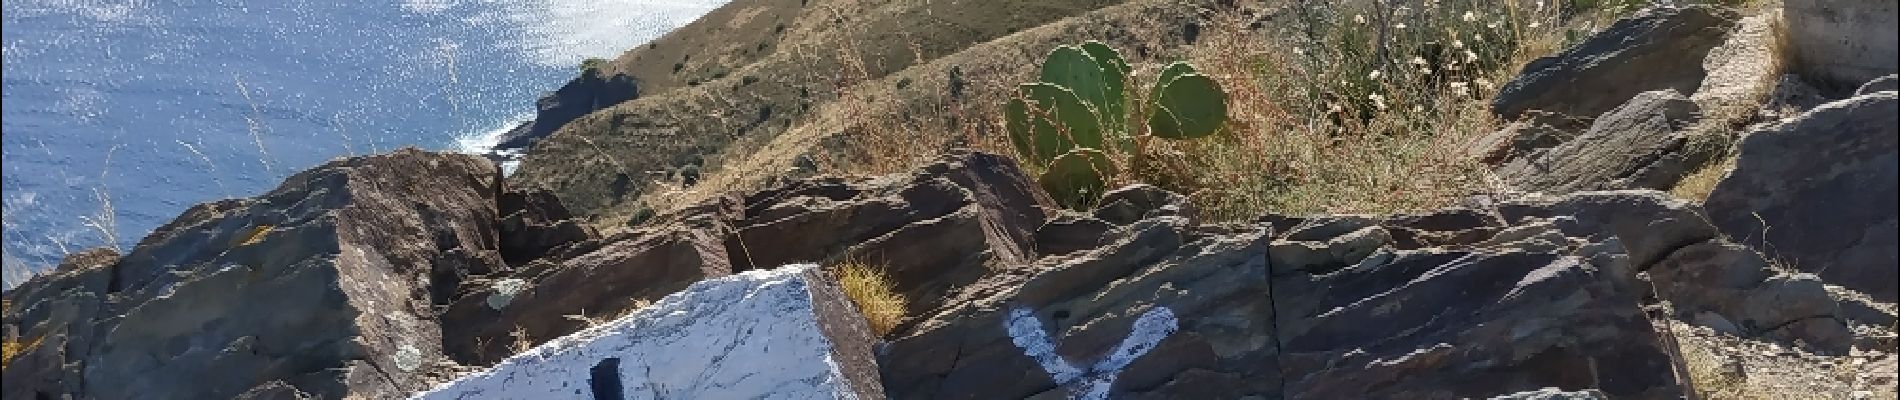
439, 222, 737, 365
1497, 90, 1717, 194
1704, 92, 1899, 302
4, 149, 509, 400
1480, 6, 1740, 171
438, 151, 1053, 364
719, 151, 1050, 314
493, 68, 639, 152
5, 144, 1875, 399
1, 248, 119, 400
880, 193, 1685, 399
1491, 5, 1737, 123
1468, 111, 1582, 165
495, 186, 597, 266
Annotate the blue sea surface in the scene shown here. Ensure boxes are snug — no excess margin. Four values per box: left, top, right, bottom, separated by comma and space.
2, 0, 722, 284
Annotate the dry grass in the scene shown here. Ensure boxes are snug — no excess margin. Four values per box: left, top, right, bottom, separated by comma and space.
1000, 1, 1558, 219
1, 335, 36, 370
1677, 321, 1899, 400
1671, 7, 1788, 203
1672, 153, 1736, 202
509, 325, 535, 354
832, 259, 906, 337
617, 0, 1771, 224
2, 300, 36, 370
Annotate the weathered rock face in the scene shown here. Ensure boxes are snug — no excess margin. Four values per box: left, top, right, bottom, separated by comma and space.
1502, 191, 1855, 355
438, 151, 1050, 364
440, 221, 735, 364
417, 264, 883, 400
1692, 11, 1782, 114
1, 248, 119, 400
495, 69, 640, 151
1704, 92, 1900, 301
3, 149, 508, 400
5, 143, 1875, 399
1784, 0, 1899, 91
1497, 90, 1715, 193
495, 187, 597, 266
1467, 111, 1579, 165
877, 186, 1850, 399
1492, 5, 1736, 122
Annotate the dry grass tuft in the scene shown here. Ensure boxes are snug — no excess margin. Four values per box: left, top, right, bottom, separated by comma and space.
1, 335, 37, 370
509, 325, 535, 354
832, 259, 907, 337
3, 300, 37, 370
1676, 320, 1899, 400
1672, 153, 1736, 202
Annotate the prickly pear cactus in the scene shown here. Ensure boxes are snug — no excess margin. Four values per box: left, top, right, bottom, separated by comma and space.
1006, 83, 1103, 164
1146, 73, 1226, 139
1079, 41, 1129, 132
1040, 46, 1110, 121
1005, 43, 1228, 210
1150, 61, 1198, 104
1038, 149, 1116, 209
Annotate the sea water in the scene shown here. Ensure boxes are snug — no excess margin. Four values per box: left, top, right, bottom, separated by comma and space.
1, 0, 724, 285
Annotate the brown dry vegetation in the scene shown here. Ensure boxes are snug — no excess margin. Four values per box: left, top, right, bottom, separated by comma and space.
637, 0, 1590, 223
508, 0, 1892, 397
831, 259, 907, 337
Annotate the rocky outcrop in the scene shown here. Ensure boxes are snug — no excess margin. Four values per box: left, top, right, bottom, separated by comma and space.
1491, 5, 1736, 123
416, 264, 883, 400
877, 186, 1849, 398
439, 219, 736, 364
1481, 5, 1747, 170
1692, 11, 1782, 114
1704, 92, 1899, 301
3, 149, 507, 399
495, 187, 596, 266
1783, 0, 1899, 91
1467, 111, 1578, 165
439, 151, 1050, 364
1497, 90, 1715, 194
0, 248, 118, 399
5, 144, 1875, 399
493, 68, 640, 152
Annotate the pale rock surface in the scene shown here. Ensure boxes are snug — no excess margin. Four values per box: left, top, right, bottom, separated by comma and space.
1784, 0, 1899, 90
414, 264, 882, 400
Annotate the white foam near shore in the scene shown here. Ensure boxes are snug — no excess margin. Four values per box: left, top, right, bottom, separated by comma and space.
450, 113, 532, 175
412, 264, 876, 400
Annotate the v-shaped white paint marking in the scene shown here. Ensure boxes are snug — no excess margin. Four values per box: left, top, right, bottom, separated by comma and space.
1007, 306, 1178, 400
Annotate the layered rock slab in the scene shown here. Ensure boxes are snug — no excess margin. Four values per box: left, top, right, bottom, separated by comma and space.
439, 151, 1048, 364
1491, 5, 1736, 123
1704, 92, 1900, 301
877, 191, 1762, 399
1497, 90, 1712, 193
3, 149, 509, 399
414, 264, 882, 400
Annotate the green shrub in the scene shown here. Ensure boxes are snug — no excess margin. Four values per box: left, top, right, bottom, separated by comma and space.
580, 57, 609, 73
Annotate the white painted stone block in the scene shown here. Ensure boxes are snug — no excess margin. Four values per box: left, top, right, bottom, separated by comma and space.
1786, 0, 1899, 89
413, 264, 883, 400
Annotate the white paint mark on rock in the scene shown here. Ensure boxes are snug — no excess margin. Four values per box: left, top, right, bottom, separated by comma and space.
1007, 306, 1178, 400
415, 264, 868, 400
